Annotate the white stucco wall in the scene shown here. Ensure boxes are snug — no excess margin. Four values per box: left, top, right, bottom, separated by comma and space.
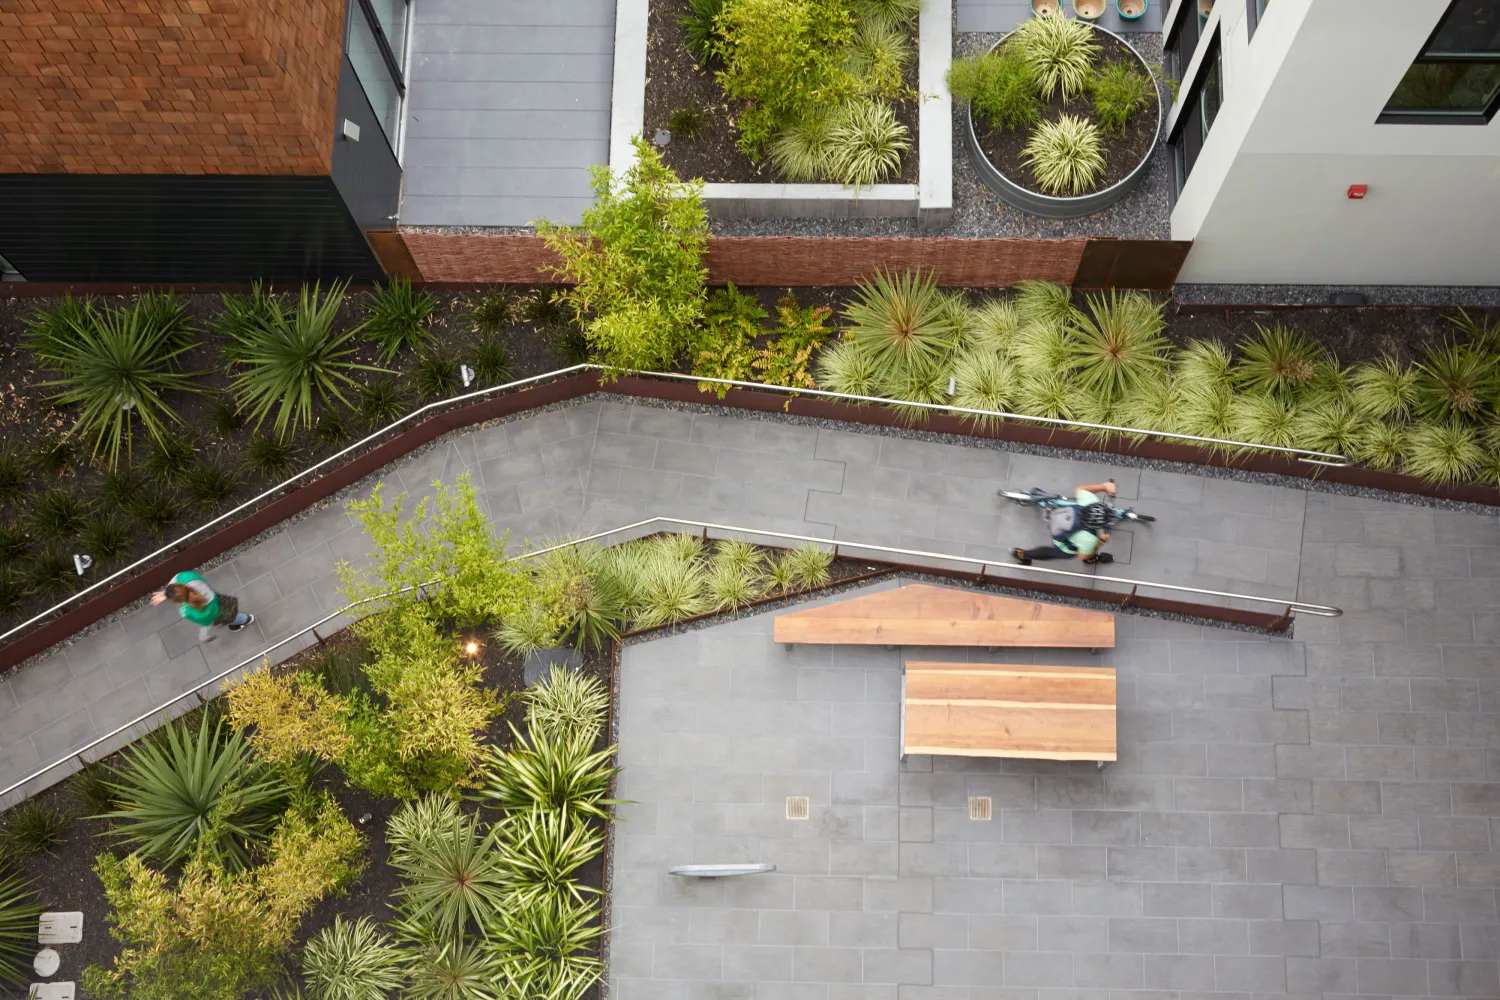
1172, 0, 1500, 286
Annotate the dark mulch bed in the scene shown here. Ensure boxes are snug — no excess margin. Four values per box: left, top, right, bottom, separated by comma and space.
643, 0, 920, 184
972, 32, 1158, 196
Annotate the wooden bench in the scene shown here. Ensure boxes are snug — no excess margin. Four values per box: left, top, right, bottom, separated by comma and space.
902, 661, 1117, 764
773, 584, 1115, 649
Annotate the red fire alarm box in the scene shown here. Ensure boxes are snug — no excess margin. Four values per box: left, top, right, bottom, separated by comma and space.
1347, 184, 1368, 200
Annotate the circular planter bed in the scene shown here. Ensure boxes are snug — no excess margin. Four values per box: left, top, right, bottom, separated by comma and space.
964, 24, 1162, 219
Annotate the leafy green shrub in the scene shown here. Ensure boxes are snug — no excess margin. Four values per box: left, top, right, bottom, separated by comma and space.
0, 872, 43, 989
1022, 114, 1106, 195
1350, 356, 1419, 420
816, 339, 882, 397
538, 138, 708, 371
1012, 11, 1099, 99
364, 277, 437, 362
224, 281, 380, 438
828, 99, 909, 188
713, 0, 856, 153
70, 764, 117, 813
679, 0, 728, 64
481, 725, 621, 821
388, 797, 508, 940
782, 542, 833, 589
302, 916, 407, 1000
527, 668, 609, 741
1414, 340, 1495, 422
245, 433, 300, 480
101, 713, 290, 871
1175, 339, 1235, 396
357, 379, 406, 425
1404, 419, 1483, 484
0, 451, 28, 507
1089, 59, 1153, 134
209, 398, 245, 436
1066, 291, 1168, 398
143, 432, 198, 482
128, 488, 176, 535
31, 489, 90, 538
844, 269, 960, 374
850, 0, 921, 30
33, 436, 75, 477
183, 460, 237, 507
487, 894, 604, 1000
2, 800, 69, 856
690, 283, 767, 394
1233, 323, 1325, 396
0, 524, 31, 563
947, 47, 1041, 132
471, 333, 512, 387
83, 514, 133, 562
496, 807, 605, 906
769, 106, 837, 182
847, 18, 910, 99
754, 292, 832, 389
467, 290, 512, 334
667, 105, 709, 138
414, 345, 463, 401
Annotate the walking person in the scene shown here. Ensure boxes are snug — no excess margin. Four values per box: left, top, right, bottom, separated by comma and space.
1011, 481, 1119, 566
150, 570, 255, 643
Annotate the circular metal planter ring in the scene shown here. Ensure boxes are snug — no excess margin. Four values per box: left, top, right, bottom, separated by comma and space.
965, 25, 1164, 220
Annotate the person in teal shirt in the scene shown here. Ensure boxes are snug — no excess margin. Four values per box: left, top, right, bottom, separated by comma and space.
150, 570, 255, 643
1012, 481, 1118, 565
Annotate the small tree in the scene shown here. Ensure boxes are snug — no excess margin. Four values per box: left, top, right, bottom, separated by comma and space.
537, 138, 708, 371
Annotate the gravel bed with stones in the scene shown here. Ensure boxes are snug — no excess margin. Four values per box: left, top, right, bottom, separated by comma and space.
1173, 283, 1500, 307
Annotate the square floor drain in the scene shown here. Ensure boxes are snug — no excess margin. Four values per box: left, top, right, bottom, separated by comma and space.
968, 796, 993, 821
786, 796, 810, 820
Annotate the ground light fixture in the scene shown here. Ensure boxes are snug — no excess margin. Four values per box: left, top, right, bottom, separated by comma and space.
72, 554, 92, 576
464, 639, 481, 657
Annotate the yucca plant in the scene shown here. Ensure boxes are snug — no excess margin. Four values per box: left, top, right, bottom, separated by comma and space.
127, 488, 176, 535
1403, 419, 1483, 484
388, 799, 508, 939
142, 431, 198, 482
1413, 340, 1496, 422
489, 895, 604, 1000
387, 794, 463, 863
1349, 356, 1420, 420
31, 301, 204, 466
1012, 11, 1100, 99
1, 800, 69, 856
0, 451, 30, 507
1446, 307, 1500, 346
358, 379, 407, 425
843, 270, 961, 376
415, 346, 464, 401
101, 713, 290, 870
1233, 323, 1326, 396
303, 916, 407, 1000
827, 100, 909, 189
678, 0, 727, 64
1022, 114, 1106, 196
1297, 399, 1367, 458
0, 872, 44, 989
468, 291, 512, 335
1012, 280, 1078, 334
1174, 339, 1236, 397
82, 513, 132, 562
245, 433, 300, 480
399, 931, 503, 1000
183, 460, 237, 507
1354, 420, 1408, 471
816, 339, 882, 398
1066, 291, 1168, 398
850, 0, 921, 30
225, 280, 382, 438
526, 668, 609, 741
0, 523, 31, 563
562, 574, 625, 654
479, 724, 621, 822
25, 547, 73, 595
31, 490, 90, 539
1230, 392, 1299, 450
365, 277, 437, 363
472, 334, 512, 387
966, 299, 1020, 354
496, 808, 605, 906
770, 106, 837, 183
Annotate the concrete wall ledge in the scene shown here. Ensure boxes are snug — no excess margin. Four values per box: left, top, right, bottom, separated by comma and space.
703, 183, 918, 220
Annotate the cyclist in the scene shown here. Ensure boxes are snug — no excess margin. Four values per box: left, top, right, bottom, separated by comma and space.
1011, 481, 1118, 566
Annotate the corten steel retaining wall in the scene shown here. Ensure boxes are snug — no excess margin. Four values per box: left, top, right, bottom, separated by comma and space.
5, 372, 1494, 671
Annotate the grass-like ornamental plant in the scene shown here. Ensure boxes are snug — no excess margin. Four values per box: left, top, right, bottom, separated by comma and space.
0, 451, 28, 507
480, 724, 621, 822
947, 48, 1042, 132
1353, 420, 1408, 472
101, 713, 290, 871
143, 432, 197, 482
82, 514, 132, 562
24, 292, 97, 360
1174, 339, 1235, 397
26, 545, 74, 594
949, 350, 1018, 429
1179, 387, 1237, 453
70, 764, 117, 813
850, 0, 921, 31
1413, 340, 1496, 422
472, 333, 512, 387
0, 572, 21, 614
1349, 356, 1420, 420
526, 667, 609, 741
708, 562, 763, 609
489, 894, 604, 1000
99, 466, 147, 508
314, 407, 354, 446
769, 106, 837, 182
388, 798, 508, 940
31, 489, 90, 539
358, 379, 406, 425
183, 460, 237, 507
1014, 370, 1089, 421
0, 524, 31, 563
679, 0, 727, 64
209, 398, 244, 436
302, 916, 407, 1000
1066, 291, 1168, 398
667, 105, 709, 138
782, 542, 834, 590
1403, 419, 1483, 484
846, 19, 910, 99
414, 345, 464, 401
1022, 114, 1106, 196
967, 298, 1019, 354
0, 872, 43, 989
245, 433, 300, 480
1297, 399, 1367, 457
1233, 323, 1326, 396
877, 355, 949, 426
1230, 392, 1299, 450
827, 99, 910, 188
497, 807, 605, 906
494, 605, 563, 658
1119, 375, 1190, 438
1011, 11, 1100, 100
1089, 59, 1154, 135
1013, 280, 1079, 334
364, 277, 437, 363
127, 488, 176, 535
33, 437, 75, 477
844, 269, 961, 374
225, 280, 382, 438
467, 291, 512, 334
2, 800, 69, 856
816, 339, 883, 397
1011, 321, 1074, 378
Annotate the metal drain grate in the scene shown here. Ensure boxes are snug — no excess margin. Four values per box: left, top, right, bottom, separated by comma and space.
786, 796, 810, 820
968, 796, 993, 821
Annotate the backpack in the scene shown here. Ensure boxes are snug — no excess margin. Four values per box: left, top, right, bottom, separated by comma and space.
1048, 504, 1082, 541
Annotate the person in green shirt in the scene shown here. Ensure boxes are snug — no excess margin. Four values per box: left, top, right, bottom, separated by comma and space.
150, 570, 255, 643
1011, 481, 1118, 566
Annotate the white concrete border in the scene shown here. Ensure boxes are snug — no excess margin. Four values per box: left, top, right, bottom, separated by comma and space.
608, 0, 952, 225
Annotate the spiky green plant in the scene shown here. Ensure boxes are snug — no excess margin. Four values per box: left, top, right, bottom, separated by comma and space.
209, 398, 245, 436
314, 406, 355, 446
82, 513, 132, 562
479, 724, 621, 822
1349, 356, 1420, 420
678, 0, 727, 64
1174, 339, 1235, 397
946, 47, 1042, 132
245, 433, 300, 480
708, 562, 762, 610
1446, 307, 1500, 345
388, 803, 508, 940
1011, 11, 1100, 99
100, 713, 290, 871
713, 538, 765, 575
127, 488, 176, 535
225, 281, 382, 438
827, 100, 910, 190
365, 277, 437, 362
70, 764, 117, 814
655, 531, 706, 564
415, 345, 464, 401
1179, 386, 1238, 452
1119, 374, 1189, 438
358, 379, 406, 425
131, 290, 195, 350
1014, 370, 1088, 421
1353, 420, 1408, 472
0, 573, 22, 615
966, 299, 1019, 354
0, 523, 32, 563
526, 668, 609, 741
399, 932, 502, 1000
489, 894, 604, 1000
877, 355, 949, 426
24, 292, 97, 360
1089, 58, 1154, 135
0, 872, 44, 989
472, 334, 512, 388
843, 269, 961, 375
1297, 399, 1366, 458
949, 349, 1017, 430
816, 339, 883, 397
764, 556, 797, 595
1306, 361, 1355, 407
32, 437, 74, 477
561, 574, 624, 654
850, 0, 921, 31
30, 489, 90, 538
633, 555, 711, 628
1403, 419, 1483, 484
1230, 392, 1299, 450
493, 605, 561, 658
302, 916, 407, 1000
1414, 340, 1496, 422
667, 105, 708, 138
468, 290, 512, 334
782, 543, 833, 590
769, 108, 835, 182
1022, 114, 1106, 196
1474, 448, 1500, 490
386, 793, 463, 862
496, 807, 605, 906
183, 460, 237, 507
1012, 280, 1077, 334
24, 546, 73, 595
846, 18, 912, 98
143, 431, 197, 482
1010, 319, 1075, 378
1, 800, 69, 856
1233, 323, 1326, 396
0, 451, 28, 507
1065, 291, 1168, 399
99, 465, 147, 509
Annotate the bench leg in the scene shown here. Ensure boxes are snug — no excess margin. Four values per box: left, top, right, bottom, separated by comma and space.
1096, 760, 1111, 770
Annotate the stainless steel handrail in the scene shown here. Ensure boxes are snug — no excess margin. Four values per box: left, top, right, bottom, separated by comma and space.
0, 362, 1350, 648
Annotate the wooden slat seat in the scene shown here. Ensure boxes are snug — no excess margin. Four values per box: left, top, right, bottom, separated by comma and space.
774, 584, 1114, 649
902, 661, 1117, 762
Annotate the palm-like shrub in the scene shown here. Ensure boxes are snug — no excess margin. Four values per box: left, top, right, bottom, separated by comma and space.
526, 668, 609, 740
101, 713, 290, 871
1089, 59, 1154, 134
1012, 11, 1100, 99
1350, 356, 1419, 420
143, 431, 197, 482
1066, 291, 1168, 398
2, 800, 69, 856
480, 725, 620, 821
303, 916, 407, 1000
0, 451, 29, 506
1403, 419, 1483, 484
1233, 323, 1326, 396
1022, 114, 1106, 196
1230, 392, 1299, 450
782, 543, 833, 590
497, 808, 605, 906
31, 489, 90, 538
1413, 340, 1496, 422
82, 514, 132, 562
0, 872, 43, 989
816, 339, 882, 397
30, 301, 203, 466
365, 277, 437, 362
949, 350, 1017, 430
844, 270, 960, 375
678, 0, 727, 64
770, 106, 837, 182
489, 895, 604, 1000
400, 932, 502, 1000
827, 100, 910, 189
1175, 339, 1235, 397
388, 799, 508, 940
225, 281, 380, 438
560, 574, 624, 654
947, 48, 1041, 132
1354, 420, 1408, 471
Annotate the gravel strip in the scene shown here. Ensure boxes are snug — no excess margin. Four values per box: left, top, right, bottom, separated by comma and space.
1174, 283, 1500, 307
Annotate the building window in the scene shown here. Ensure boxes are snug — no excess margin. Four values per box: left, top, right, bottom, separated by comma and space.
346, 0, 411, 149
1169, 29, 1223, 197
1247, 0, 1268, 39
1379, 0, 1500, 123
1164, 0, 1203, 83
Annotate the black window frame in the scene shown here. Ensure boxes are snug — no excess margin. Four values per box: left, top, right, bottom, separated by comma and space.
1377, 0, 1500, 125
1164, 0, 1203, 84
1167, 27, 1224, 202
